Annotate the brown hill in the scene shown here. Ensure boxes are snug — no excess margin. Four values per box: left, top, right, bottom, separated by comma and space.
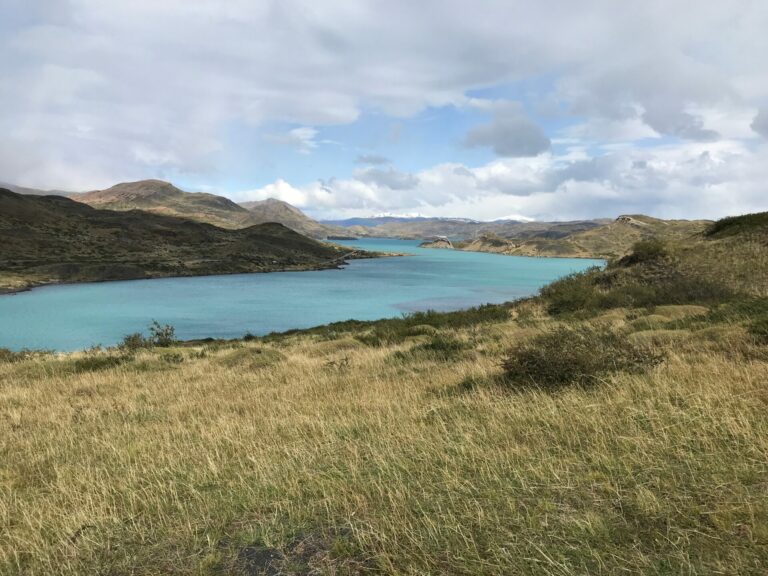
0, 188, 362, 293
240, 198, 345, 238
73, 180, 255, 230
72, 180, 342, 238
456, 215, 711, 260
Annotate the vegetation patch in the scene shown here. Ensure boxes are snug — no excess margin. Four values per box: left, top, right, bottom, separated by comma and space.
217, 346, 285, 370
393, 334, 471, 362
502, 324, 664, 389
705, 211, 768, 238
541, 267, 733, 317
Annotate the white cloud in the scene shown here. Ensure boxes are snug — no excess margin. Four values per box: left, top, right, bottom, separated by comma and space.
266, 127, 320, 154
464, 101, 551, 157
237, 140, 768, 221
1, 0, 767, 218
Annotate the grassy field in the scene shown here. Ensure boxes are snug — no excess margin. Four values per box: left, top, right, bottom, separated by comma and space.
2, 214, 768, 575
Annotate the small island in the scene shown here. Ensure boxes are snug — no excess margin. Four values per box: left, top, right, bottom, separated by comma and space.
419, 236, 454, 249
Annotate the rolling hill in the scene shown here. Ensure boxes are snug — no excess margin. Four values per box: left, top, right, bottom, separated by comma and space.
323, 215, 609, 240
239, 198, 346, 238
72, 180, 342, 238
454, 215, 711, 259
0, 188, 363, 293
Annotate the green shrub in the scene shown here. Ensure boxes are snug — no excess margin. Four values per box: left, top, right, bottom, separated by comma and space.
119, 321, 177, 352
619, 239, 668, 265
70, 356, 124, 373
502, 324, 664, 390
705, 211, 768, 238
120, 332, 149, 353
394, 334, 470, 362
540, 268, 733, 317
149, 321, 176, 347
539, 268, 603, 316
0, 348, 35, 363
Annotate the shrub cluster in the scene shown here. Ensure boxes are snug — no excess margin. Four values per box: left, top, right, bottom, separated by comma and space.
0, 348, 35, 363
617, 239, 668, 266
356, 305, 509, 347
705, 211, 768, 238
119, 321, 177, 352
394, 334, 470, 362
502, 324, 664, 389
541, 268, 732, 317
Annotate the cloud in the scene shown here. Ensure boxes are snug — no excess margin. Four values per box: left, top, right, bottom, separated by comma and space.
238, 139, 768, 221
1, 0, 767, 218
266, 127, 319, 154
464, 101, 550, 157
752, 108, 768, 138
354, 166, 419, 190
355, 154, 390, 165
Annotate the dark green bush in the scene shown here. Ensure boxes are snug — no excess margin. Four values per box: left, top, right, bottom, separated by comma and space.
502, 325, 664, 389
619, 239, 668, 266
705, 211, 768, 238
119, 321, 177, 351
0, 348, 34, 363
120, 332, 149, 353
70, 356, 124, 373
539, 268, 603, 316
149, 321, 176, 347
393, 334, 470, 362
540, 268, 733, 317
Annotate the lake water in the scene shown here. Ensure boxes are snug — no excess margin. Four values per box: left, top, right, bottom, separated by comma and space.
0, 239, 602, 351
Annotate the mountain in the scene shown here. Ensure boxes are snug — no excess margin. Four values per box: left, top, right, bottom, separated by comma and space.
454, 215, 712, 259
73, 180, 256, 230
0, 181, 71, 196
0, 188, 364, 293
321, 216, 609, 241
72, 180, 341, 238
240, 198, 346, 238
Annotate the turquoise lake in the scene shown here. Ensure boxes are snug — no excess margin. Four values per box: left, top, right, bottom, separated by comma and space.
0, 239, 602, 351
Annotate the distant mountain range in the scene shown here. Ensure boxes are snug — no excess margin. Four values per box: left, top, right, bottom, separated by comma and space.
0, 178, 714, 262
0, 187, 362, 293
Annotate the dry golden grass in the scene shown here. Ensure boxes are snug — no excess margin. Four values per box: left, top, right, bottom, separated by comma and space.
2, 313, 767, 575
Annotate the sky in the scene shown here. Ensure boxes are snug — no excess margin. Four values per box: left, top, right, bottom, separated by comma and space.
1, 0, 767, 221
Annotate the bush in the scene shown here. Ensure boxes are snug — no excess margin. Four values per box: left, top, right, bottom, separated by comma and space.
539, 268, 603, 316
0, 348, 34, 363
70, 356, 124, 373
619, 239, 668, 266
393, 334, 470, 362
149, 321, 176, 347
120, 332, 149, 353
540, 268, 733, 317
705, 211, 768, 238
502, 324, 664, 390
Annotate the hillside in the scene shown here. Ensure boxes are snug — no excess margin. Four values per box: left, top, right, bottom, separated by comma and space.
2, 211, 767, 574
240, 198, 345, 238
324, 216, 608, 240
455, 215, 710, 259
0, 188, 365, 293
72, 180, 342, 238
73, 180, 257, 230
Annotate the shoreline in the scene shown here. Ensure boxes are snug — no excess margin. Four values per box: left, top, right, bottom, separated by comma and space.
0, 250, 407, 297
